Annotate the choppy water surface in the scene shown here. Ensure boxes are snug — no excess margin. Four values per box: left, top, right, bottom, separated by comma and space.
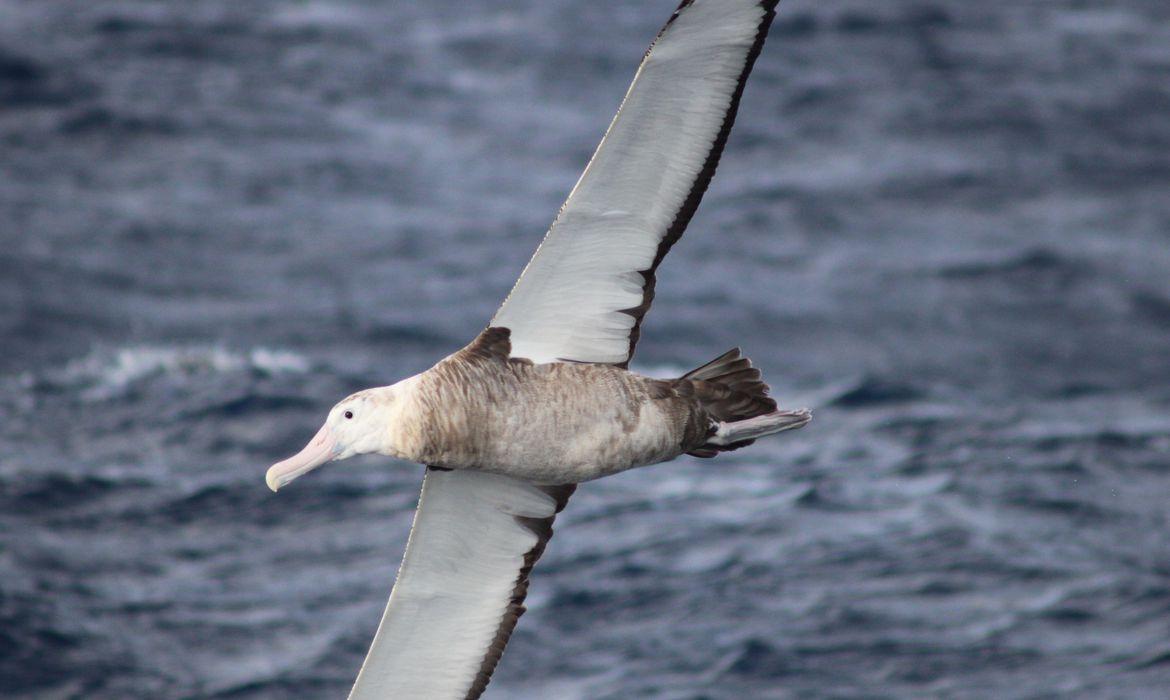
3, 0, 1170, 697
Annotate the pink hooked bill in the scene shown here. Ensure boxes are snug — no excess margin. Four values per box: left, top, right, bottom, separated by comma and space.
266, 424, 337, 492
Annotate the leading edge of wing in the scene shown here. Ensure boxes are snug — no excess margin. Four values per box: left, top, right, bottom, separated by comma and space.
348, 468, 574, 700
492, 0, 781, 367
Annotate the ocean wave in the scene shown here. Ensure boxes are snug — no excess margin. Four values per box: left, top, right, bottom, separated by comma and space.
26, 345, 311, 402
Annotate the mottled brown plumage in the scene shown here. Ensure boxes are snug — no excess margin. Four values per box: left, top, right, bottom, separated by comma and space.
392, 327, 783, 483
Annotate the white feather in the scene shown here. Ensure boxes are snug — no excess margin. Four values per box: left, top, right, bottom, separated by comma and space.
493, 0, 770, 365
349, 469, 560, 699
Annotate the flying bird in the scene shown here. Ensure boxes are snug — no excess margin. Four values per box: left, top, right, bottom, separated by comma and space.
266, 1, 807, 697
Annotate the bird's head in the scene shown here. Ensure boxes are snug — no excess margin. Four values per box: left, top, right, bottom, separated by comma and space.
265, 387, 397, 492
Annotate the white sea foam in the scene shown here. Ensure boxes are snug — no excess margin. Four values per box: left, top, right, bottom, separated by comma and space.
268, 1, 372, 32
52, 346, 311, 401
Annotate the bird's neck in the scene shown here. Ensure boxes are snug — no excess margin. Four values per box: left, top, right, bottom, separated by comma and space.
377, 374, 427, 462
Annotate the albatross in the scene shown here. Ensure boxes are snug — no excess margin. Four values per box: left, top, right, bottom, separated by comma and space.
266, 0, 807, 697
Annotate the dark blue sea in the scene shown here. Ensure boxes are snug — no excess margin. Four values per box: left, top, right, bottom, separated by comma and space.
3, 0, 1170, 697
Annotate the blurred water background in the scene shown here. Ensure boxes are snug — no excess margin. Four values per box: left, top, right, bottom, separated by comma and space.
2, 0, 1170, 697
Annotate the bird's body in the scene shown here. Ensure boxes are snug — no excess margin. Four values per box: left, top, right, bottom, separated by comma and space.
371, 327, 807, 483
264, 2, 811, 697
398, 332, 707, 483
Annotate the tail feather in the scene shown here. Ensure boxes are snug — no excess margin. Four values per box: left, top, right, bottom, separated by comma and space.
677, 348, 775, 424
682, 348, 750, 382
715, 367, 763, 388
676, 347, 810, 458
709, 409, 812, 447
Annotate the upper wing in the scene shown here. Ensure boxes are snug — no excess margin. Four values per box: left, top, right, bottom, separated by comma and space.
493, 0, 780, 366
349, 468, 574, 700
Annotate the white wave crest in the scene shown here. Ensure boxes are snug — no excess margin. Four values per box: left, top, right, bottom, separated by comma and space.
49, 346, 311, 401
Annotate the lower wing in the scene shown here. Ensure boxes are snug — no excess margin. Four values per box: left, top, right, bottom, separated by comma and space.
349, 468, 574, 700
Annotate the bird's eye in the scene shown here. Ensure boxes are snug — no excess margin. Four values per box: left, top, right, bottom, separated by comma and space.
344, 411, 354, 420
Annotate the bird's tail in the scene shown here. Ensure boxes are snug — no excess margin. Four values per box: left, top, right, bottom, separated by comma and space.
677, 348, 811, 458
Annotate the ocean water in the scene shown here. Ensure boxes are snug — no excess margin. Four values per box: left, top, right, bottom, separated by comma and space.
2, 0, 1170, 697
